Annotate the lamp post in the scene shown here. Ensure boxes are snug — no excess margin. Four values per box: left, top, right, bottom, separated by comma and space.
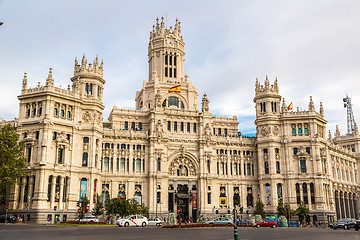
0, 22, 3, 26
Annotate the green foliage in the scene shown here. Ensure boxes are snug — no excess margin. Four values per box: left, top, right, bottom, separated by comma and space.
254, 200, 265, 218
277, 201, 295, 219
105, 198, 149, 217
198, 213, 207, 224
76, 195, 90, 219
92, 194, 104, 217
278, 215, 288, 227
0, 124, 26, 205
254, 215, 263, 223
295, 202, 309, 223
167, 213, 176, 225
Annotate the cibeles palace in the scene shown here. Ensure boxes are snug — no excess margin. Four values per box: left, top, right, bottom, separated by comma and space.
4, 18, 360, 224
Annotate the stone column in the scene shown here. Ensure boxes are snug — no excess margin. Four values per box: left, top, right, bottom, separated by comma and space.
335, 191, 340, 220
354, 197, 359, 219
344, 193, 349, 218
349, 194, 354, 218
58, 176, 64, 209
50, 176, 56, 210
340, 193, 345, 219
19, 176, 26, 209
28, 176, 34, 208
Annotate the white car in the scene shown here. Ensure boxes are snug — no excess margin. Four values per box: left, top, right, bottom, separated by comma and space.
76, 216, 99, 223
116, 215, 148, 227
147, 217, 162, 226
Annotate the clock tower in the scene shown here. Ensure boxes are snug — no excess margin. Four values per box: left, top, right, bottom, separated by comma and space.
135, 17, 198, 111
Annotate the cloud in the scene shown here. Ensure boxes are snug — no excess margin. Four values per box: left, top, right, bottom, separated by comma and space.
0, 0, 359, 136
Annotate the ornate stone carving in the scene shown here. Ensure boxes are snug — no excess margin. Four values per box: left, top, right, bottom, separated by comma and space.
83, 111, 92, 122
169, 155, 196, 176
204, 123, 211, 141
272, 125, 279, 136
260, 126, 268, 136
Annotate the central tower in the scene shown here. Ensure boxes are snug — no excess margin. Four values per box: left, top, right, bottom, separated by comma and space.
148, 17, 185, 83
135, 17, 198, 111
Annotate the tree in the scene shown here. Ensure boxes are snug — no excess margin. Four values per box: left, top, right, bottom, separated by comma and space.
296, 202, 309, 223
92, 194, 104, 217
277, 201, 286, 217
254, 200, 265, 218
76, 195, 90, 219
0, 124, 26, 205
105, 197, 130, 217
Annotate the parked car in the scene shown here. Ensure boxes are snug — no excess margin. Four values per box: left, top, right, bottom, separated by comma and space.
75, 216, 99, 223
116, 215, 148, 227
255, 219, 278, 228
205, 217, 233, 226
354, 219, 360, 231
147, 217, 162, 226
332, 218, 356, 230
0, 215, 16, 223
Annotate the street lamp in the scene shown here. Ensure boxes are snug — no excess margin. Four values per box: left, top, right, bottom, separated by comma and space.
0, 22, 3, 26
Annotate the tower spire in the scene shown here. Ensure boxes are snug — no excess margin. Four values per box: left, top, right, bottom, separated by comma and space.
308, 96, 315, 112
46, 68, 54, 87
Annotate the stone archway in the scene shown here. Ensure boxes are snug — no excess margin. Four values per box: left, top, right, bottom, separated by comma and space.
168, 155, 197, 176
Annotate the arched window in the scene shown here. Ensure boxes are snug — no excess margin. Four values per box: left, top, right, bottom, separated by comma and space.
264, 161, 269, 174
292, 128, 296, 135
303, 183, 308, 204
85, 83, 89, 95
89, 83, 93, 95
104, 157, 109, 171
277, 183, 283, 202
67, 111, 71, 119
138, 122, 142, 130
82, 153, 89, 167
101, 190, 110, 205
306, 147, 310, 154
54, 108, 58, 116
164, 96, 184, 109
310, 183, 315, 204
60, 109, 65, 117
300, 159, 306, 173
131, 122, 135, 130
124, 121, 128, 130
296, 183, 301, 204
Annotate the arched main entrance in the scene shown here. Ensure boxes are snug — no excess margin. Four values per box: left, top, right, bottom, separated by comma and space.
168, 154, 198, 222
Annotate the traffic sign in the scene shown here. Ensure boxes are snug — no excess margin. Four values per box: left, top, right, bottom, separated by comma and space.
5, 205, 8, 209
78, 209, 82, 213
26, 208, 29, 212
177, 208, 181, 214
54, 206, 57, 211
86, 206, 89, 211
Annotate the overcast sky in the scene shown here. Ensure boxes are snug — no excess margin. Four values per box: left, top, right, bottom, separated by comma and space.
0, 0, 359, 136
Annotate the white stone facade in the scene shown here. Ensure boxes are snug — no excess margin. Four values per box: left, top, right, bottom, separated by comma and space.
4, 18, 360, 224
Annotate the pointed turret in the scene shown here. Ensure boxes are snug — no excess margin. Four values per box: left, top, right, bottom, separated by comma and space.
320, 102, 324, 116
328, 130, 332, 142
45, 68, 54, 87
155, 17, 160, 32
264, 75, 270, 88
335, 125, 340, 138
274, 77, 279, 92
160, 16, 165, 32
308, 96, 315, 112
255, 78, 260, 92
281, 98, 288, 112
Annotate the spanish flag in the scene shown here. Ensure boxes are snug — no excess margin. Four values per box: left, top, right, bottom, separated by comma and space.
288, 102, 293, 110
169, 85, 181, 93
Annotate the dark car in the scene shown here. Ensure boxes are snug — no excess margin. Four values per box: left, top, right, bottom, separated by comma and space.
332, 218, 356, 230
354, 219, 360, 231
0, 214, 16, 223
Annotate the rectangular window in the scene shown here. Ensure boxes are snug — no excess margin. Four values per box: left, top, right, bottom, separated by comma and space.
157, 158, 161, 171
167, 121, 171, 131
193, 123, 197, 133
27, 146, 32, 163
298, 128, 302, 135
293, 148, 298, 155
157, 192, 161, 204
247, 163, 251, 176
174, 68, 176, 78
135, 159, 141, 172
127, 159, 129, 171
169, 55, 172, 65
207, 160, 210, 173
165, 67, 168, 77
220, 162, 224, 175
264, 162, 269, 174
292, 129, 296, 135
57, 148, 63, 164
165, 55, 168, 65
120, 158, 125, 171
207, 192, 211, 204
169, 68, 172, 78
104, 157, 109, 171
174, 122, 177, 131
116, 158, 119, 171
300, 160, 306, 173
218, 128, 221, 135
180, 122, 184, 132
304, 128, 309, 135
174, 55, 176, 66
187, 123, 190, 132
233, 163, 238, 175
306, 147, 310, 154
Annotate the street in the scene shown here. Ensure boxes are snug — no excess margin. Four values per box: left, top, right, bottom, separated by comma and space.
1, 224, 360, 240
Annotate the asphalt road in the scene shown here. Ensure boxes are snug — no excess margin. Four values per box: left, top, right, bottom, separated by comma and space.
1, 224, 360, 240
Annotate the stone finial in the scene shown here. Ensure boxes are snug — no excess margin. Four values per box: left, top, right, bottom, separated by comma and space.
320, 102, 324, 116
255, 78, 260, 92
45, 68, 54, 86
22, 72, 28, 89
202, 93, 210, 113
161, 16, 165, 30
264, 75, 270, 88
354, 123, 359, 136
281, 98, 288, 112
335, 125, 340, 138
308, 96, 315, 112
328, 130, 332, 142
274, 77, 279, 92
81, 53, 87, 68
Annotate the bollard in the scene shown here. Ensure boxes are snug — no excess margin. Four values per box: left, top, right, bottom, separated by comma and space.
234, 225, 238, 240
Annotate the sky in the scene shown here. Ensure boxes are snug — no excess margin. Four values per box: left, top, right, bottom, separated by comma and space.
0, 0, 360, 136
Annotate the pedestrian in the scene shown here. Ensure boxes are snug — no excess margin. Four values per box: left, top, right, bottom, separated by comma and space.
318, 221, 321, 227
